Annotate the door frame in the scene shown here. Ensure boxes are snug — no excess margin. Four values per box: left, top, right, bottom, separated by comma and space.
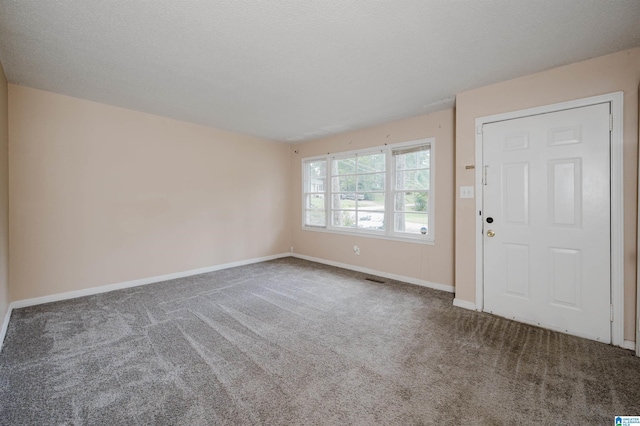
474, 92, 624, 347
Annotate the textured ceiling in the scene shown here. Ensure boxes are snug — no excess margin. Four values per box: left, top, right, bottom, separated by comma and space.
1, 1, 640, 142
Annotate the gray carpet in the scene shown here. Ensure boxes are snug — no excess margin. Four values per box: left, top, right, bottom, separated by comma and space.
0, 257, 638, 425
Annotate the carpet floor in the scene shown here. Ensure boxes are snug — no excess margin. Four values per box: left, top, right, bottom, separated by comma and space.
0, 257, 639, 425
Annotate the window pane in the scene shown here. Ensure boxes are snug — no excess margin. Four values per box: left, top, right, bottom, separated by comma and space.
394, 212, 428, 234
394, 192, 410, 211
395, 170, 429, 190
334, 157, 356, 175
412, 192, 429, 212
357, 153, 385, 173
358, 193, 385, 211
395, 192, 428, 212
332, 210, 356, 228
358, 173, 385, 192
305, 194, 325, 210
306, 161, 326, 179
357, 211, 385, 230
305, 210, 326, 227
394, 148, 429, 171
304, 194, 325, 227
305, 176, 326, 193
332, 194, 357, 209
333, 176, 357, 192
304, 160, 327, 193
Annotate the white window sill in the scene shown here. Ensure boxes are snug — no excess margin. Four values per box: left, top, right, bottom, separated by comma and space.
301, 226, 435, 245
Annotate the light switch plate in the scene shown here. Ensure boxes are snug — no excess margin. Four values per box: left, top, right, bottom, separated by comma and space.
460, 186, 474, 199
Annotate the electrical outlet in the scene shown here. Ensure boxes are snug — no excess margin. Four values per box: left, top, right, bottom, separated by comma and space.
353, 245, 360, 255
290, 246, 294, 252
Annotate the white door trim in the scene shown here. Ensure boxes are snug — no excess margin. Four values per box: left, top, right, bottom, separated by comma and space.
474, 92, 624, 348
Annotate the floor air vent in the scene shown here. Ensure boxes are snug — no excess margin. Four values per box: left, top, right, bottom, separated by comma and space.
365, 277, 385, 284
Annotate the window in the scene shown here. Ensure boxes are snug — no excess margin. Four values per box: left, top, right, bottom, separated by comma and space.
303, 160, 327, 227
331, 151, 386, 230
302, 139, 434, 242
391, 144, 430, 236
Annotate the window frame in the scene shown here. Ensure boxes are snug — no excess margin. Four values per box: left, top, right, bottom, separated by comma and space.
329, 148, 387, 234
301, 138, 435, 244
302, 158, 328, 228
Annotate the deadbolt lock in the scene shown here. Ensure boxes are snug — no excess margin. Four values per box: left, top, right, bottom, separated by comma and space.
487, 230, 495, 237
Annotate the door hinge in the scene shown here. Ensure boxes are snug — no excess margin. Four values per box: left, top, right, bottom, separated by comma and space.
610, 304, 614, 322
609, 114, 613, 132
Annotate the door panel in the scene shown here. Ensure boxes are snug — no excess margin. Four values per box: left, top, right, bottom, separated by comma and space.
548, 159, 581, 227
483, 102, 611, 343
504, 243, 529, 298
548, 247, 581, 308
502, 162, 529, 225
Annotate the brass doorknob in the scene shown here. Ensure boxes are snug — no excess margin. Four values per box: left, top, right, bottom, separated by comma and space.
487, 230, 495, 237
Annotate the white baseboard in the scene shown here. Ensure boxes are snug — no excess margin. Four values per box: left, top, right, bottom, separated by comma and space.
453, 298, 477, 311
10, 253, 289, 310
291, 253, 454, 293
0, 253, 289, 350
0, 305, 11, 353
3, 253, 636, 357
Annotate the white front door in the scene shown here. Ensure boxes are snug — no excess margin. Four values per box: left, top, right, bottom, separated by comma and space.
482, 102, 611, 343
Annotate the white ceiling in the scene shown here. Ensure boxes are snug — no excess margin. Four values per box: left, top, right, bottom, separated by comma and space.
1, 1, 640, 142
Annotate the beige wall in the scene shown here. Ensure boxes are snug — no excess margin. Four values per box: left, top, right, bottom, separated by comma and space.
455, 48, 640, 341
8, 85, 291, 301
290, 109, 455, 287
0, 63, 8, 326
